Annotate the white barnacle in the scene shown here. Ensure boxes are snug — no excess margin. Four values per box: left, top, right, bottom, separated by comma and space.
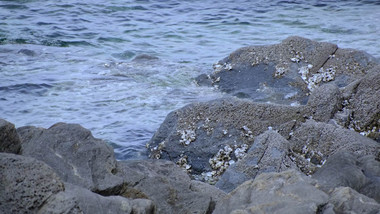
275, 65, 286, 77
234, 144, 249, 160
178, 129, 196, 146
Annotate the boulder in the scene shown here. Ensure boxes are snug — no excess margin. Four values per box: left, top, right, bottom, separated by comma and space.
215, 130, 296, 192
336, 66, 380, 142
17, 123, 123, 193
39, 182, 155, 214
116, 159, 226, 214
289, 119, 380, 174
306, 83, 342, 122
0, 152, 65, 213
147, 98, 307, 178
0, 119, 21, 154
313, 151, 380, 202
213, 170, 329, 214
328, 187, 380, 214
198, 36, 378, 105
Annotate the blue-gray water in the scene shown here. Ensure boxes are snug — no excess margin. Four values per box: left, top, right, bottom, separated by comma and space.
1, 0, 379, 159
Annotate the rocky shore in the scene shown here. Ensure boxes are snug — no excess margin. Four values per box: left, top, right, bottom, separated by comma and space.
1, 36, 380, 213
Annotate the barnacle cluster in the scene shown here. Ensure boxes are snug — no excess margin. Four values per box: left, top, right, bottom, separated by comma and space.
298, 64, 336, 91
200, 144, 250, 184
213, 62, 233, 74
176, 155, 192, 172
149, 141, 165, 159
241, 125, 254, 139
178, 128, 196, 146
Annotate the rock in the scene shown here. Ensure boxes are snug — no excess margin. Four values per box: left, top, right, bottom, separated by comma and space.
215, 130, 296, 192
0, 152, 65, 213
132, 54, 159, 61
147, 98, 307, 178
289, 119, 380, 174
17, 123, 123, 193
307, 83, 342, 122
328, 187, 380, 214
198, 36, 378, 105
213, 170, 329, 214
117, 159, 226, 214
358, 155, 380, 202
18, 48, 37, 56
0, 119, 21, 154
313, 151, 380, 202
39, 182, 155, 214
336, 66, 380, 141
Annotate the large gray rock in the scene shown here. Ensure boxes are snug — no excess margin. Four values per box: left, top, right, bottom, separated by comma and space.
147, 98, 307, 178
306, 83, 342, 122
0, 119, 21, 154
328, 187, 380, 214
117, 159, 226, 214
17, 123, 123, 193
336, 66, 380, 142
289, 119, 380, 174
0, 152, 65, 213
39, 182, 155, 214
213, 170, 329, 214
198, 36, 378, 105
215, 130, 296, 192
313, 151, 380, 202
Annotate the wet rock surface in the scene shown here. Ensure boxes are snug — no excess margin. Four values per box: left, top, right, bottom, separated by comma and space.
197, 36, 378, 105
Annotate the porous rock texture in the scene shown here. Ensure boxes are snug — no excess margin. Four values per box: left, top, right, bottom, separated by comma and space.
147, 97, 307, 179
213, 170, 329, 214
0, 118, 21, 154
328, 187, 380, 214
215, 130, 296, 192
0, 153, 65, 213
197, 36, 378, 105
116, 159, 226, 214
17, 123, 123, 193
39, 182, 155, 214
1, 119, 226, 214
336, 66, 380, 142
289, 119, 380, 175
313, 151, 380, 202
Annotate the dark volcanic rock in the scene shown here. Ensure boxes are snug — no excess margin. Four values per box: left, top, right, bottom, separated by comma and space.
0, 152, 65, 213
147, 98, 307, 178
313, 151, 380, 202
0, 119, 21, 154
289, 119, 380, 175
17, 123, 123, 193
198, 36, 378, 105
117, 159, 226, 214
215, 130, 296, 192
213, 170, 329, 214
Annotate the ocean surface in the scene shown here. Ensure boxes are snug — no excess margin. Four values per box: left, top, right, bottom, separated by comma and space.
1, 0, 379, 159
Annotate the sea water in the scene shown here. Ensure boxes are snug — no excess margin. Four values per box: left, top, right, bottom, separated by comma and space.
1, 0, 379, 159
